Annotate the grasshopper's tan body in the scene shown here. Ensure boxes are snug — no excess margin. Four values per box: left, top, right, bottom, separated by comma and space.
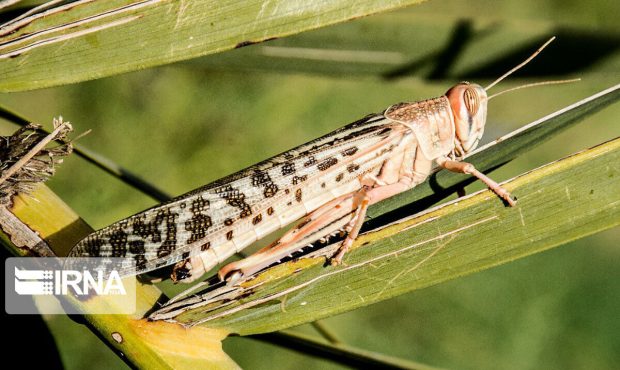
69, 84, 513, 283
70, 39, 568, 284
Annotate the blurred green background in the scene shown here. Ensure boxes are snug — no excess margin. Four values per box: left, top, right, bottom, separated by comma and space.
1, 0, 619, 369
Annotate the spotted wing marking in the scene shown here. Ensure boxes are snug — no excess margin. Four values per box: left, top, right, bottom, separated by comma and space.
184, 196, 212, 244
215, 185, 252, 218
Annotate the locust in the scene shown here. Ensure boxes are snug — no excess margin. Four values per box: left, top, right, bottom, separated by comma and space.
69, 37, 573, 284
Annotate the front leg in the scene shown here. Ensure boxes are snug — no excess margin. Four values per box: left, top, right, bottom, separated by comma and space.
437, 157, 517, 206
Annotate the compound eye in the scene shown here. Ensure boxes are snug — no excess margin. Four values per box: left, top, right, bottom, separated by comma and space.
463, 87, 480, 116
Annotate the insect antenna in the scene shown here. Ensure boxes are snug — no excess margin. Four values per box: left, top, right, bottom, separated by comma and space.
485, 36, 556, 91
487, 78, 581, 100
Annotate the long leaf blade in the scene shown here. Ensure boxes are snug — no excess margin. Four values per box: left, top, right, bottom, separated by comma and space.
0, 0, 424, 91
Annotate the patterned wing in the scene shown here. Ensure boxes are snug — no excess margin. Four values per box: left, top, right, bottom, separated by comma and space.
69, 113, 398, 277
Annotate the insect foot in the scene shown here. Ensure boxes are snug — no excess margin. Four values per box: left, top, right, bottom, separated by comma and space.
223, 270, 244, 284
330, 256, 344, 266
329, 243, 351, 266
171, 261, 193, 283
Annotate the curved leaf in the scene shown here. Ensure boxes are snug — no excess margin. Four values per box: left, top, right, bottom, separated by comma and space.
0, 0, 424, 91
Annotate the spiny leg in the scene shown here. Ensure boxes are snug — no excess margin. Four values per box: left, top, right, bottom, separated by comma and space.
330, 187, 370, 265
439, 159, 517, 206
218, 192, 359, 282
171, 190, 362, 283
330, 136, 417, 265
217, 173, 412, 281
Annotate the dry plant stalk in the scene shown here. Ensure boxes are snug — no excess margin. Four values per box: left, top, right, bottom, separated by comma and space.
0, 117, 73, 205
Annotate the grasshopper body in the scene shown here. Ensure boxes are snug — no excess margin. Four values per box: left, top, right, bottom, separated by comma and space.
69, 83, 512, 283
70, 39, 569, 284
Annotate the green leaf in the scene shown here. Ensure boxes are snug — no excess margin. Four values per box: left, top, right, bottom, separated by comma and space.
155, 86, 620, 334
0, 0, 425, 92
